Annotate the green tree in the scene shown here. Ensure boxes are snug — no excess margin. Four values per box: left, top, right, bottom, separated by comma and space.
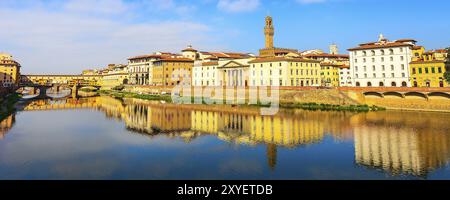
445, 71, 450, 84
446, 47, 450, 84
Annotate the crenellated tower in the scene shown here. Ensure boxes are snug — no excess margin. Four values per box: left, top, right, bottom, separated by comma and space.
264, 16, 274, 49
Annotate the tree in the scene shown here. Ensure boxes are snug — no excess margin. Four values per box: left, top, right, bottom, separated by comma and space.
446, 48, 450, 84
445, 71, 450, 85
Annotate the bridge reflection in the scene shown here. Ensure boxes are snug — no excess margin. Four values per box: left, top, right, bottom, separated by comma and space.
4, 96, 450, 177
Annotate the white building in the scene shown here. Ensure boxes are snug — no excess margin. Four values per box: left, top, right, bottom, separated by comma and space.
192, 52, 254, 87
127, 55, 162, 85
339, 64, 352, 87
348, 34, 417, 87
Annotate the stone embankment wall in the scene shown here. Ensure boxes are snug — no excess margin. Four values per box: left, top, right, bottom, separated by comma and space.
121, 85, 450, 112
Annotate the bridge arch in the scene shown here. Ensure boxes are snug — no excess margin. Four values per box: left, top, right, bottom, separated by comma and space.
363, 91, 383, 98
383, 91, 404, 98
404, 92, 428, 100
428, 92, 450, 100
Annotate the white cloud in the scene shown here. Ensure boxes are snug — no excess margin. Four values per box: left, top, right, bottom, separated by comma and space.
296, 0, 327, 4
64, 0, 130, 15
0, 1, 216, 74
217, 0, 260, 13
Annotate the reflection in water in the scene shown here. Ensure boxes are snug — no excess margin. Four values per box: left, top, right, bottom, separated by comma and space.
2, 96, 450, 179
351, 112, 450, 177
0, 115, 15, 140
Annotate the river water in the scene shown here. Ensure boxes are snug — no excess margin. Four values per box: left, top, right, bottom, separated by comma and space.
0, 96, 450, 180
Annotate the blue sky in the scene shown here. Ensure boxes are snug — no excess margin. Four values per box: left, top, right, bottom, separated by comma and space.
0, 0, 449, 74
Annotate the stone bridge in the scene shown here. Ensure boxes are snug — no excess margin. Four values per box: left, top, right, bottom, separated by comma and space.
337, 87, 450, 100
19, 74, 103, 99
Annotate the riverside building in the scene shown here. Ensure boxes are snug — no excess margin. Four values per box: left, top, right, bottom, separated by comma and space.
348, 34, 418, 87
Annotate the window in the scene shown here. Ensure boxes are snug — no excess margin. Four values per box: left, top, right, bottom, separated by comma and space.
438, 67, 442, 73
363, 51, 367, 56
381, 57, 385, 62
355, 59, 358, 63
372, 66, 376, 71
389, 49, 394, 55
391, 73, 395, 78
381, 50, 385, 55
382, 65, 385, 71
419, 68, 422, 74
401, 64, 405, 70
363, 58, 366, 63
364, 66, 367, 72
390, 57, 394, 61
372, 58, 375, 62
371, 50, 375, 56
412, 68, 416, 74
391, 65, 394, 71
373, 73, 376, 78
400, 48, 404, 53
402, 73, 405, 77
280, 70, 282, 75
431, 67, 435, 73
425, 68, 429, 74
364, 73, 367, 78
400, 56, 404, 61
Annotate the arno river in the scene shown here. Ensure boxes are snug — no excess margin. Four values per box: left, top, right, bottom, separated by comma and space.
1, 96, 450, 180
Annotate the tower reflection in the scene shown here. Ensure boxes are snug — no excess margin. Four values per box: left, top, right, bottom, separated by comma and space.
16, 96, 450, 177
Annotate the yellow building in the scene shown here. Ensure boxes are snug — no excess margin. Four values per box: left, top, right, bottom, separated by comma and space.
248, 57, 322, 86
100, 64, 129, 89
152, 57, 193, 86
410, 49, 449, 88
320, 63, 341, 87
0, 53, 21, 88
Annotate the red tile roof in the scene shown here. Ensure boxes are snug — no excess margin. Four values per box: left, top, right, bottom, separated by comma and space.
248, 57, 320, 63
348, 42, 414, 51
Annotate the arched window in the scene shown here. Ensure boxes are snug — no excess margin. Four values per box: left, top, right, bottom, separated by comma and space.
413, 81, 418, 87
401, 81, 407, 87
356, 82, 360, 87
391, 82, 397, 87
379, 82, 384, 87
367, 82, 372, 87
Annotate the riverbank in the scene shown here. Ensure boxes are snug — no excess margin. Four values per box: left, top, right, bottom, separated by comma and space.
98, 89, 385, 112
0, 93, 21, 121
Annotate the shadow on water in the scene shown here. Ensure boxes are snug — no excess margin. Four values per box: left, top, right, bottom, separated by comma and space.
1, 96, 450, 179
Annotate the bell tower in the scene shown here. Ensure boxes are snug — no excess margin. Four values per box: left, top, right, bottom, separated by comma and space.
264, 16, 274, 49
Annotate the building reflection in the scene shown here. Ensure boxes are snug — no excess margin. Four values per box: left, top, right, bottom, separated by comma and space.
0, 114, 15, 140
17, 96, 450, 177
351, 112, 450, 177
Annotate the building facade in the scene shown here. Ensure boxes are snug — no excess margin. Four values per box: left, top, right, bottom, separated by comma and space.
100, 64, 130, 89
348, 35, 416, 87
152, 58, 193, 86
339, 64, 352, 87
0, 53, 21, 88
410, 49, 449, 87
128, 55, 163, 85
248, 57, 321, 87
